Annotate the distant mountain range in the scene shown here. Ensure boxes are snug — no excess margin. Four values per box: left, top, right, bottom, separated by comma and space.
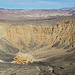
0, 7, 75, 20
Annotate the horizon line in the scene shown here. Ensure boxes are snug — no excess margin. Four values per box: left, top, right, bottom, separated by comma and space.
0, 6, 75, 10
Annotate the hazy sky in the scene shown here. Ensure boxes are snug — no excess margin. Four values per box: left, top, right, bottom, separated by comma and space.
0, 0, 75, 9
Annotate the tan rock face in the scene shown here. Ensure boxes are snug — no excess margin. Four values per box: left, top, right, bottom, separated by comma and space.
0, 24, 7, 38
0, 20, 75, 49
0, 20, 75, 64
